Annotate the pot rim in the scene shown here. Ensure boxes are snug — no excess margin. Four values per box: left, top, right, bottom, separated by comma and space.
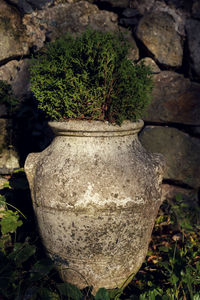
48, 119, 144, 137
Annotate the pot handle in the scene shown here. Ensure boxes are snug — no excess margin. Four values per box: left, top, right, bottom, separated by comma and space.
24, 153, 41, 191
151, 152, 166, 198
152, 152, 166, 176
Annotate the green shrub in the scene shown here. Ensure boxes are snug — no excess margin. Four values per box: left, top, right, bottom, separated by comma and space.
30, 29, 153, 125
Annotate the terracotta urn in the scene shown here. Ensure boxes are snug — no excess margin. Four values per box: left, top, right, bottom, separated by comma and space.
25, 119, 165, 293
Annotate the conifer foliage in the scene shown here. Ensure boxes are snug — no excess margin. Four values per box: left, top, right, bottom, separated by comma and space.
30, 29, 153, 125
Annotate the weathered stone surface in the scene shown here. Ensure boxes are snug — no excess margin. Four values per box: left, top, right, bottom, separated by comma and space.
139, 126, 200, 188
0, 1, 29, 62
0, 59, 31, 99
138, 57, 160, 73
136, 12, 183, 67
119, 8, 141, 27
129, 0, 187, 36
25, 120, 165, 293
144, 71, 200, 125
144, 71, 200, 126
23, 1, 119, 48
0, 60, 20, 82
119, 17, 139, 27
151, 1, 187, 36
120, 28, 139, 61
161, 184, 198, 204
130, 0, 155, 14
185, 19, 200, 79
0, 119, 20, 174
122, 8, 140, 18
130, 0, 187, 37
0, 60, 22, 117
12, 60, 30, 99
8, 0, 54, 14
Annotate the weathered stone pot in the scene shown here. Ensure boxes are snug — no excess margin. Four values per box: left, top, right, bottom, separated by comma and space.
25, 119, 165, 293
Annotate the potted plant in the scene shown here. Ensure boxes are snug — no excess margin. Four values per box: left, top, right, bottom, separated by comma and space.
25, 29, 165, 294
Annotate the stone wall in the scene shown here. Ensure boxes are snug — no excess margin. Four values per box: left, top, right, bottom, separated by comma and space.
0, 0, 199, 204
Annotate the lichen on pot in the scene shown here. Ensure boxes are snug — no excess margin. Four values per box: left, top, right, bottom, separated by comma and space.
25, 119, 165, 293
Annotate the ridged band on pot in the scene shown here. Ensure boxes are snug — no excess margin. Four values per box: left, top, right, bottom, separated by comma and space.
25, 119, 165, 294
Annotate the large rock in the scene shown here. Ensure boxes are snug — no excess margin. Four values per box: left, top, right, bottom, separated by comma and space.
151, 1, 187, 37
0, 0, 129, 98
23, 1, 119, 48
185, 19, 200, 79
161, 184, 198, 204
12, 60, 30, 99
0, 61, 20, 83
0, 1, 29, 62
22, 1, 139, 59
0, 59, 30, 99
7, 0, 54, 14
119, 8, 141, 27
120, 28, 139, 61
138, 57, 160, 73
131, 0, 186, 36
145, 71, 200, 125
0, 60, 21, 117
1, 1, 120, 61
139, 126, 200, 188
136, 12, 183, 67
130, 0, 155, 14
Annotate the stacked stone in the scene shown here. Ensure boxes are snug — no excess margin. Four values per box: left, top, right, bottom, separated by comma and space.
0, 0, 199, 203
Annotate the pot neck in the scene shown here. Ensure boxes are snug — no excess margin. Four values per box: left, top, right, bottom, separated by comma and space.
48, 120, 144, 137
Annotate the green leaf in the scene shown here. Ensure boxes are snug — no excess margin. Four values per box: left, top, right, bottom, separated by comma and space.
108, 288, 123, 299
158, 261, 171, 272
37, 287, 60, 300
170, 274, 179, 285
31, 258, 54, 281
23, 286, 39, 300
139, 288, 163, 300
0, 195, 6, 205
95, 288, 110, 300
57, 282, 83, 300
0, 210, 23, 234
175, 193, 182, 202
158, 246, 169, 253
0, 234, 10, 252
9, 242, 36, 266
2, 181, 11, 189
